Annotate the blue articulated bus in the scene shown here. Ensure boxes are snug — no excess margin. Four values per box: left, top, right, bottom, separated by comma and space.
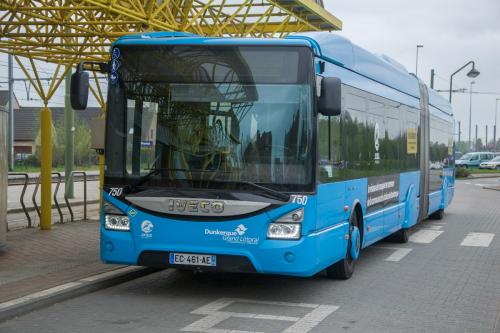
72, 31, 455, 279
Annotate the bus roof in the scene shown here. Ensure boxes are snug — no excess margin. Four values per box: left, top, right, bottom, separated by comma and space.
113, 31, 452, 115
287, 32, 452, 115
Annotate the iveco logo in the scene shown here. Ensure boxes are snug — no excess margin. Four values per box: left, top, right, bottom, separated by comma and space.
167, 199, 224, 214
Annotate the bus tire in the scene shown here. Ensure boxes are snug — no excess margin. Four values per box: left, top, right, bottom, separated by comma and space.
326, 213, 358, 280
393, 228, 409, 243
429, 209, 444, 220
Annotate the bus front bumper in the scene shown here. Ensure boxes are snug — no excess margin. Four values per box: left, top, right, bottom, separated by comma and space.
100, 222, 348, 277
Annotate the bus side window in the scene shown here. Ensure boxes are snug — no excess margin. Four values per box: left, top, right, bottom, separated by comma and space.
318, 114, 341, 183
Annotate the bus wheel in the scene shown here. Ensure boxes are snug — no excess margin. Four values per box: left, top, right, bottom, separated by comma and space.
393, 228, 409, 243
326, 213, 359, 280
429, 209, 444, 220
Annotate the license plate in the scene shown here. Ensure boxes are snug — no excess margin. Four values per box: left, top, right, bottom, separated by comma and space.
169, 253, 217, 267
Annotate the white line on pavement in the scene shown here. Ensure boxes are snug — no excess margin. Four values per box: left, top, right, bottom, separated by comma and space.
460, 232, 495, 247
424, 225, 443, 231
384, 248, 413, 262
182, 298, 339, 333
371, 246, 413, 262
409, 229, 443, 244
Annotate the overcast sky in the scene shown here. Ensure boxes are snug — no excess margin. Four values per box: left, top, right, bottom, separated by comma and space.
327, 0, 500, 142
1, 1, 499, 142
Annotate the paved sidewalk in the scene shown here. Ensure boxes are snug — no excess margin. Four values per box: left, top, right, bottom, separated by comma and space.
0, 220, 122, 303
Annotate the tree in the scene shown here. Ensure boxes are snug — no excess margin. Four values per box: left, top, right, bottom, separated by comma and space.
34, 114, 98, 167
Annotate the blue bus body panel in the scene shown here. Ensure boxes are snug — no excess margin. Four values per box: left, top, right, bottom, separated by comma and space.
102, 193, 349, 277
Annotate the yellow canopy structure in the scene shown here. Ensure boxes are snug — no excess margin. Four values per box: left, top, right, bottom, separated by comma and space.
0, 0, 342, 230
0, 0, 342, 63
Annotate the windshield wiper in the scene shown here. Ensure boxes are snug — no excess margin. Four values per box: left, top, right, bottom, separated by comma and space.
216, 180, 290, 201
131, 168, 289, 202
130, 167, 231, 189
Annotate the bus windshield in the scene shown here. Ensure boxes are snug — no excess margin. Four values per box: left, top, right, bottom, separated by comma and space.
105, 45, 314, 192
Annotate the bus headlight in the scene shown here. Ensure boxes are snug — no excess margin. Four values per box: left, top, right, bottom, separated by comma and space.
276, 208, 304, 223
267, 223, 301, 240
267, 208, 304, 240
105, 215, 130, 231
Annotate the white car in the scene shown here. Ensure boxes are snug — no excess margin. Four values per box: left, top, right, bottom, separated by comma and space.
479, 156, 500, 170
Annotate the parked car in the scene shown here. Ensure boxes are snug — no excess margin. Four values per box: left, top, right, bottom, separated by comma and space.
455, 152, 495, 168
479, 156, 500, 170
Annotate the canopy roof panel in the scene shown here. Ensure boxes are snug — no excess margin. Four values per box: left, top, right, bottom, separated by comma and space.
0, 0, 342, 64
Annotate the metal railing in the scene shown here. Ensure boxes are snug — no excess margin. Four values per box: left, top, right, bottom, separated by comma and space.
8, 171, 91, 228
7, 173, 32, 227
7, 172, 98, 186
32, 172, 64, 223
64, 171, 88, 221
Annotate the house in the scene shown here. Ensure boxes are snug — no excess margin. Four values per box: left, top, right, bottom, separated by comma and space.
14, 106, 101, 155
1, 90, 103, 156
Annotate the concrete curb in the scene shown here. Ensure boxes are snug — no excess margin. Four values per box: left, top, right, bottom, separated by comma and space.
483, 186, 500, 192
469, 173, 500, 179
0, 266, 159, 323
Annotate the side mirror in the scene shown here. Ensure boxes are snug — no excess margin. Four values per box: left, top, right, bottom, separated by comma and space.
317, 77, 342, 116
70, 70, 89, 110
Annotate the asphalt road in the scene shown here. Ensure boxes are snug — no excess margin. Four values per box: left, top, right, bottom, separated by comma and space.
1, 177, 499, 333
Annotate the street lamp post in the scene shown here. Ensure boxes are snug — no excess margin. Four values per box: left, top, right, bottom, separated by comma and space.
495, 98, 500, 150
469, 81, 475, 150
415, 45, 423, 76
449, 61, 480, 103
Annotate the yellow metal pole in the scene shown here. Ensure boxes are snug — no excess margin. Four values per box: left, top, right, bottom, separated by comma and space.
99, 154, 104, 210
40, 105, 52, 230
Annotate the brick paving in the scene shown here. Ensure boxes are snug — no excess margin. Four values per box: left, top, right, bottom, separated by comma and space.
0, 220, 122, 303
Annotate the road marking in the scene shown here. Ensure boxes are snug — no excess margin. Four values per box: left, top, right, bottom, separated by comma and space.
460, 232, 495, 247
409, 229, 443, 244
181, 298, 338, 333
424, 225, 443, 231
372, 246, 413, 262
384, 248, 413, 262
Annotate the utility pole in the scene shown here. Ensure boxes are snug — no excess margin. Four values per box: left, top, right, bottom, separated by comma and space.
495, 99, 500, 151
485, 125, 488, 150
468, 81, 475, 150
458, 121, 461, 145
415, 45, 423, 76
8, 54, 14, 171
64, 65, 75, 198
430, 69, 435, 89
475, 125, 478, 151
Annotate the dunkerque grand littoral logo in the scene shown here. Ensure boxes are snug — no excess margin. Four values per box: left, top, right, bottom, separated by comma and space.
235, 224, 247, 236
